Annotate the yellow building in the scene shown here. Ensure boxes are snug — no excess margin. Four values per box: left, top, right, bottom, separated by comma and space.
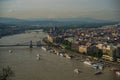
47, 35, 53, 43
79, 45, 87, 53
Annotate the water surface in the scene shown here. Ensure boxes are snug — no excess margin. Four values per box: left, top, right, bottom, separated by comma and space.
0, 31, 119, 80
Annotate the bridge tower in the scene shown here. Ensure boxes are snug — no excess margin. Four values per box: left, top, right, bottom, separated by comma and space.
29, 40, 33, 48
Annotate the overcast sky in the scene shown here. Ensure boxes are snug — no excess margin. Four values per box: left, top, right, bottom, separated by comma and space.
0, 0, 120, 20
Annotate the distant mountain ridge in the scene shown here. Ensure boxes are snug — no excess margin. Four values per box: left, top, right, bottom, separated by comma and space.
0, 17, 26, 23
0, 17, 119, 25
0, 17, 60, 25
27, 17, 117, 23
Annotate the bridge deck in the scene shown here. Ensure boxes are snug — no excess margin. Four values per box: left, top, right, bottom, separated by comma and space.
0, 44, 46, 47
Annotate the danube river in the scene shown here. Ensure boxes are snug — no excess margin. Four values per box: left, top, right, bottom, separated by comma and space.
0, 30, 119, 80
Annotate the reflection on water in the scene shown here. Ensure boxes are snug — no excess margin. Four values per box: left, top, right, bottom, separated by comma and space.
0, 31, 119, 80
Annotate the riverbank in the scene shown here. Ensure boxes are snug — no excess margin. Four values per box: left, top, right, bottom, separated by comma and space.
42, 38, 120, 71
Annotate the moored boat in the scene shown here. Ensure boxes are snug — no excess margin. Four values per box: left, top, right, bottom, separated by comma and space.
64, 53, 72, 59
99, 65, 104, 70
94, 71, 102, 75
41, 46, 47, 51
60, 53, 64, 57
92, 64, 99, 69
116, 71, 120, 76
83, 61, 92, 65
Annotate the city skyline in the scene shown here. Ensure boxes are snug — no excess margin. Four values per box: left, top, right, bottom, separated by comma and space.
0, 0, 120, 20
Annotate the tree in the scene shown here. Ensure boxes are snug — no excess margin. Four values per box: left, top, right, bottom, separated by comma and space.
0, 66, 14, 80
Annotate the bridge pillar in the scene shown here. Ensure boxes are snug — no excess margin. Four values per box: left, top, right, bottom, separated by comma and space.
29, 40, 33, 48
36, 40, 42, 47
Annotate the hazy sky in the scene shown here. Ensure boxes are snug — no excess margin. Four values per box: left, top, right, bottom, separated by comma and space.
0, 0, 120, 20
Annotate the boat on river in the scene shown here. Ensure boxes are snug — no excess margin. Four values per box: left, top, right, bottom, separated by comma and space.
92, 64, 99, 69
74, 68, 80, 74
116, 71, 120, 76
36, 54, 40, 60
41, 46, 47, 51
94, 71, 102, 75
83, 61, 92, 65
9, 50, 13, 53
60, 53, 64, 57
